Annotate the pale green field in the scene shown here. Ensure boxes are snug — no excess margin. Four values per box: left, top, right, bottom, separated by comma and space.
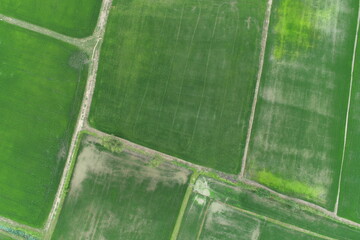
52, 134, 191, 239
338, 3, 360, 223
197, 202, 319, 240
246, 0, 359, 209
177, 176, 360, 240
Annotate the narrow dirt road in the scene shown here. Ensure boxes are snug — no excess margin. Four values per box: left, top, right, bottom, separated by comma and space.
43, 0, 113, 236
0, 14, 92, 50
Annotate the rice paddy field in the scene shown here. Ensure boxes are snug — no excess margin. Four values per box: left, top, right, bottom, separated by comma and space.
178, 176, 360, 240
0, 0, 102, 37
3, 0, 360, 238
52, 134, 191, 239
0, 22, 88, 227
183, 201, 320, 240
246, 0, 359, 210
338, 18, 360, 223
89, 0, 268, 174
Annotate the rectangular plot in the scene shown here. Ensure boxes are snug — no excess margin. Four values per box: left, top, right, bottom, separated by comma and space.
179, 195, 322, 240
89, 0, 268, 173
52, 134, 191, 239
191, 176, 360, 240
246, 0, 359, 209
199, 202, 262, 240
0, 22, 88, 227
0, 0, 102, 37
259, 222, 319, 240
338, 13, 360, 223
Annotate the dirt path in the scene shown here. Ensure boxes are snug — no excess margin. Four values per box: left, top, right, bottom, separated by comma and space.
0, 14, 94, 52
43, 0, 113, 237
0, 216, 41, 235
88, 126, 360, 230
239, 0, 273, 178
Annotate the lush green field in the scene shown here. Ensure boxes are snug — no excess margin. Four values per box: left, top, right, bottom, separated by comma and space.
0, 0, 102, 37
89, 0, 268, 173
177, 176, 360, 240
246, 0, 359, 209
0, 22, 88, 227
52, 134, 191, 239
338, 7, 360, 223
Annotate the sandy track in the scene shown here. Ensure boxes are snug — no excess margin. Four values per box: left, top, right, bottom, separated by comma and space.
0, 14, 93, 51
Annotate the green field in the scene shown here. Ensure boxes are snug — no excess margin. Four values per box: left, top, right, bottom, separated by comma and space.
178, 176, 360, 240
0, 0, 102, 38
246, 0, 359, 209
193, 201, 319, 240
338, 7, 360, 223
52, 134, 191, 239
0, 22, 88, 227
89, 0, 268, 173
0, 232, 15, 240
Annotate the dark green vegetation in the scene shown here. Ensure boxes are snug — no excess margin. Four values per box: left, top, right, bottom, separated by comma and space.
0, 22, 88, 227
89, 0, 268, 173
246, 0, 359, 209
0, 0, 102, 37
52, 134, 191, 239
178, 176, 360, 240
338, 6, 360, 223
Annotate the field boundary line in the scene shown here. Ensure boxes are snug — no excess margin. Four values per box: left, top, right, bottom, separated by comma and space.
86, 126, 360, 230
43, 0, 113, 237
334, 0, 360, 215
170, 172, 200, 240
0, 14, 93, 50
239, 0, 273, 178
220, 201, 336, 240
85, 126, 232, 177
0, 217, 41, 234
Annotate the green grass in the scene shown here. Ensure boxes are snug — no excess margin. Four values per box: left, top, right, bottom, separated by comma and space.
0, 22, 88, 227
52, 134, 191, 239
246, 0, 359, 209
182, 176, 360, 240
89, 0, 268, 174
0, 0, 102, 38
257, 171, 323, 201
338, 3, 360, 223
